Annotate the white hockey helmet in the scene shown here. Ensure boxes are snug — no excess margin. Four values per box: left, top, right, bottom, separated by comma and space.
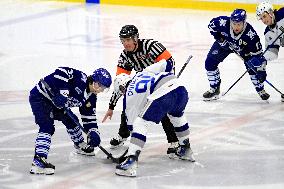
114, 73, 132, 95
256, 1, 274, 20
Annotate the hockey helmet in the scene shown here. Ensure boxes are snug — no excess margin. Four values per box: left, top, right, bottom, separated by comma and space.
91, 68, 112, 89
230, 9, 247, 23
256, 1, 274, 20
114, 73, 132, 95
119, 25, 139, 40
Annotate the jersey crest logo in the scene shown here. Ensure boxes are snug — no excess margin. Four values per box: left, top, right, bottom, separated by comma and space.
219, 18, 227, 27
246, 29, 256, 40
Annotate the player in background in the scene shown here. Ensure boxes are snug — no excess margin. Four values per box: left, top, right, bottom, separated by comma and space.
113, 61, 195, 177
256, 1, 284, 102
29, 67, 112, 175
203, 9, 269, 101
102, 25, 179, 156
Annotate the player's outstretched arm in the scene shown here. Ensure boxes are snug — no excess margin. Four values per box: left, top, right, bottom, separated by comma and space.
102, 109, 113, 123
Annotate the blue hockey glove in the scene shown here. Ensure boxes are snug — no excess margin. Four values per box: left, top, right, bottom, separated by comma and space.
52, 94, 67, 109
87, 128, 101, 147
246, 56, 266, 72
246, 56, 267, 82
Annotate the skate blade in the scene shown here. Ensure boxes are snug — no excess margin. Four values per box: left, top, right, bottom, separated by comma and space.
75, 150, 96, 156
30, 166, 55, 175
115, 168, 136, 177
203, 95, 219, 101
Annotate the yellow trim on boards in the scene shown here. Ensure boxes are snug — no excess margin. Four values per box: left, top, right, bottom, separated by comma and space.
52, 0, 85, 2
100, 0, 282, 12
51, 0, 282, 12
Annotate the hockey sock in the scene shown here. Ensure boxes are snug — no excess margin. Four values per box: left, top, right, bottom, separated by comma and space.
66, 126, 84, 145
206, 68, 221, 89
249, 74, 264, 92
35, 132, 51, 158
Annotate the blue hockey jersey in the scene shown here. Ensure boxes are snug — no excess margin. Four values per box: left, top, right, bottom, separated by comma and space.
35, 67, 98, 130
208, 16, 263, 61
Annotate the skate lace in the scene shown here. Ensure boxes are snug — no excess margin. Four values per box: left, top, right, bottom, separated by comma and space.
78, 142, 91, 150
258, 90, 267, 96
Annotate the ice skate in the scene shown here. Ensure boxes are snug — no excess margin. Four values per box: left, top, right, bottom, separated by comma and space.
203, 86, 220, 101
74, 141, 95, 156
110, 135, 127, 149
30, 155, 55, 175
175, 139, 195, 162
258, 89, 270, 100
115, 151, 140, 177
167, 142, 179, 159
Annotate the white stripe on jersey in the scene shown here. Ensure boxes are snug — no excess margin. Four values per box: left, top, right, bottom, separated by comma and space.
54, 75, 69, 82
81, 115, 96, 119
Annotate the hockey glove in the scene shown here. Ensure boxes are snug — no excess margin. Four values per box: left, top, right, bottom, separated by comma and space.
246, 56, 267, 83
87, 128, 101, 147
52, 94, 67, 109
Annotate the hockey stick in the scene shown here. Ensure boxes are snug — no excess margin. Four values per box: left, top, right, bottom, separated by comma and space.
40, 79, 127, 163
222, 27, 284, 97
177, 55, 193, 78
63, 109, 127, 164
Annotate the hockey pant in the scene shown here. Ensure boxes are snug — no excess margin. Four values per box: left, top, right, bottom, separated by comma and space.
29, 87, 84, 158
205, 41, 233, 89
118, 111, 178, 143
127, 86, 190, 155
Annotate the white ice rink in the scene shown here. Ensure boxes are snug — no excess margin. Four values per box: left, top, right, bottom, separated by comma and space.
0, 1, 284, 189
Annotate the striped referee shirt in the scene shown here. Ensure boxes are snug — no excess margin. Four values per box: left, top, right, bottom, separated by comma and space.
109, 38, 175, 109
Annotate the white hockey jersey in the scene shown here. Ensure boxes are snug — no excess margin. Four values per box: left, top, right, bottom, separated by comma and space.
124, 62, 180, 125
264, 7, 284, 61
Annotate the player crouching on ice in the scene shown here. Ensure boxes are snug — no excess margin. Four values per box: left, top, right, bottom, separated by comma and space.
113, 61, 195, 177
29, 67, 112, 175
203, 9, 269, 101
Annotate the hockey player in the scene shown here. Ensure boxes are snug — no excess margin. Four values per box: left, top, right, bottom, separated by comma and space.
256, 2, 284, 61
102, 25, 179, 156
256, 2, 284, 102
113, 61, 195, 177
29, 67, 112, 175
203, 9, 270, 101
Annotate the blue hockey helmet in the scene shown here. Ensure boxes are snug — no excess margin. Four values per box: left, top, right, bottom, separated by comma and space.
230, 9, 247, 23
91, 68, 112, 88
119, 25, 139, 40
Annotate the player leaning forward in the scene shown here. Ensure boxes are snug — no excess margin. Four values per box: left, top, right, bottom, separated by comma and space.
203, 9, 270, 101
29, 67, 112, 175
256, 1, 284, 101
102, 25, 179, 155
113, 61, 195, 177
